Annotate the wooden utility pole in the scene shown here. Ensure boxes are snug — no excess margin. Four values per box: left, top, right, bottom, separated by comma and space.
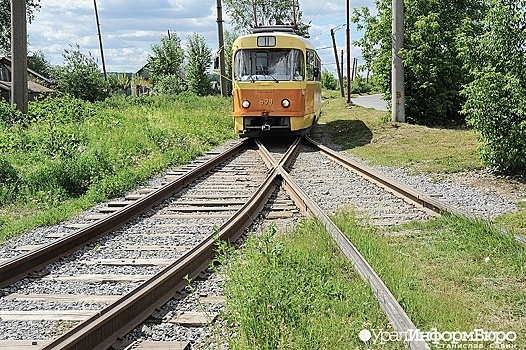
11, 0, 28, 113
330, 28, 344, 97
346, 0, 351, 104
216, 0, 227, 97
392, 0, 405, 122
93, 0, 107, 80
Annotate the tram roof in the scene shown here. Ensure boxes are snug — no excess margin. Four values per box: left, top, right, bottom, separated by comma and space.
232, 31, 316, 51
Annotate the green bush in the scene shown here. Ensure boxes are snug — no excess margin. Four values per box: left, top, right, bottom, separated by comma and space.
27, 94, 96, 124
321, 70, 338, 90
54, 45, 110, 102
350, 75, 374, 94
0, 99, 26, 125
460, 0, 526, 174
463, 70, 526, 174
57, 149, 113, 197
352, 0, 486, 125
152, 74, 187, 95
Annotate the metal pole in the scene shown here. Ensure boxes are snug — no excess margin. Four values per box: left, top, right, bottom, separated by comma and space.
11, 0, 28, 113
216, 0, 227, 97
346, 0, 351, 104
93, 0, 107, 80
392, 0, 405, 122
331, 28, 344, 97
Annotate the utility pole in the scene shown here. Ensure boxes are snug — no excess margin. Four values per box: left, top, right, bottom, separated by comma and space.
346, 0, 351, 104
392, 0, 405, 122
216, 0, 227, 97
341, 49, 344, 86
93, 0, 107, 80
330, 28, 344, 97
11, 0, 28, 113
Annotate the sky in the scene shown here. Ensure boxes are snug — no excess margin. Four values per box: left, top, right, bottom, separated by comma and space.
26, 0, 376, 74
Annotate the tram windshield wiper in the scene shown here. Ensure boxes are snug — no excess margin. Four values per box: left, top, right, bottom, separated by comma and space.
260, 65, 279, 83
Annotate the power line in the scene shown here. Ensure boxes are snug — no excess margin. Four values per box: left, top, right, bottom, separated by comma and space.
307, 0, 330, 24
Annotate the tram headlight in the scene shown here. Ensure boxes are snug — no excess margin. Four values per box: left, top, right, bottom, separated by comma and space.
242, 100, 251, 108
281, 99, 291, 108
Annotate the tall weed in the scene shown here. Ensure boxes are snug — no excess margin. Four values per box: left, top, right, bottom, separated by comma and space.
0, 156, 20, 205
1, 93, 234, 239
334, 210, 525, 346
220, 220, 401, 349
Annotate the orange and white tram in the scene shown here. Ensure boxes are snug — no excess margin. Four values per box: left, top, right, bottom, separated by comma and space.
232, 29, 322, 137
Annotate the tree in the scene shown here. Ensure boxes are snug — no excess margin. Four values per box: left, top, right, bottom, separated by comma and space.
185, 33, 212, 96
460, 0, 526, 174
223, 0, 310, 37
321, 70, 337, 90
27, 50, 53, 78
0, 0, 41, 54
55, 45, 109, 102
352, 0, 488, 125
147, 33, 185, 94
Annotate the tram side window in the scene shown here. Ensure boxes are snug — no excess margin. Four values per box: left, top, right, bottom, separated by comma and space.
307, 50, 321, 82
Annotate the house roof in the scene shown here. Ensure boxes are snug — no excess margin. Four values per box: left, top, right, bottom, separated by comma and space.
0, 57, 55, 100
0, 80, 54, 94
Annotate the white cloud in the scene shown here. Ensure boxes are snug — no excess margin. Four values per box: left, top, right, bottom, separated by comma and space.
27, 0, 375, 73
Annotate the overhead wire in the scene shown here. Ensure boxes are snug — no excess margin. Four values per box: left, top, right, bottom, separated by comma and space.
307, 0, 330, 24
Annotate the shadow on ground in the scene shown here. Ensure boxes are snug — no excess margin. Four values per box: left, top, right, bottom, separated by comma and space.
322, 119, 373, 149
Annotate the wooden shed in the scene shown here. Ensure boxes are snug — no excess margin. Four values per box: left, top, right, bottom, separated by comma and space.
0, 56, 55, 103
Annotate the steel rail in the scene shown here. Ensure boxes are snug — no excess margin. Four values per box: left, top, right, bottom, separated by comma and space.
280, 169, 429, 350
42, 165, 280, 350
271, 144, 427, 349
261, 137, 421, 337
0, 139, 252, 289
304, 136, 526, 244
256, 137, 429, 349
304, 136, 454, 215
41, 139, 300, 350
254, 137, 301, 171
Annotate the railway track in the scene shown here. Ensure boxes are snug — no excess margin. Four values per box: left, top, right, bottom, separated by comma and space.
0, 139, 274, 349
2, 135, 518, 349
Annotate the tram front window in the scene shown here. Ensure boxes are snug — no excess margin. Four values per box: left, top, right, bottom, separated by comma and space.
234, 49, 304, 82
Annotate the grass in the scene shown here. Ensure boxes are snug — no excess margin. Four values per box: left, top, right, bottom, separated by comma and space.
216, 221, 405, 349
332, 210, 525, 348
218, 92, 524, 348
218, 211, 524, 349
494, 201, 526, 236
0, 93, 236, 240
320, 90, 482, 174
319, 90, 526, 236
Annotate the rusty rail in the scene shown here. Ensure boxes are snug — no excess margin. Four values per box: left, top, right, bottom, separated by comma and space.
304, 136, 526, 244
0, 139, 251, 289
43, 167, 279, 350
256, 137, 430, 350
41, 139, 302, 350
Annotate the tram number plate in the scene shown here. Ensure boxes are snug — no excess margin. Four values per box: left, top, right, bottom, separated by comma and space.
259, 99, 273, 105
